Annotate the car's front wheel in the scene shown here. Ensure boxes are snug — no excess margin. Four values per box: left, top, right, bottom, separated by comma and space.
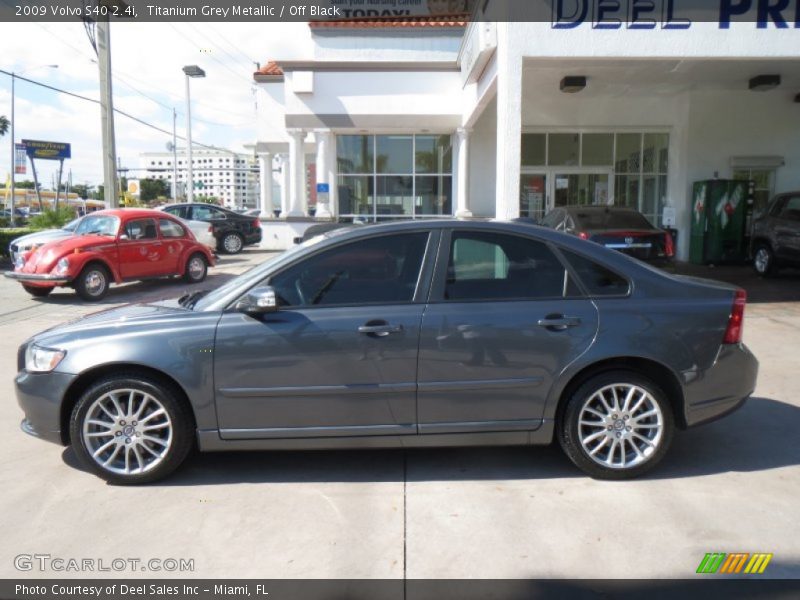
74, 263, 111, 301
753, 244, 776, 277
69, 374, 195, 484
220, 232, 244, 254
558, 371, 674, 479
183, 253, 207, 283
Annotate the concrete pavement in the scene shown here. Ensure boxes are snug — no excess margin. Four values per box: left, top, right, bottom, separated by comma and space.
0, 250, 798, 579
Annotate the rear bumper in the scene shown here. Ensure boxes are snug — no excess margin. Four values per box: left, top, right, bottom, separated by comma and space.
684, 343, 758, 428
245, 230, 262, 245
4, 272, 70, 285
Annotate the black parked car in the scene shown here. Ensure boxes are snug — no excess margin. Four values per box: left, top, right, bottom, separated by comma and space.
750, 191, 800, 276
540, 206, 674, 265
161, 203, 262, 254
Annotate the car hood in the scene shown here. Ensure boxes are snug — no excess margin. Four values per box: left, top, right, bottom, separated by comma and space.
12, 228, 73, 248
21, 234, 115, 273
29, 300, 191, 344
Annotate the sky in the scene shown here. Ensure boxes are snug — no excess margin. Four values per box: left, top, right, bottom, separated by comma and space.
0, 21, 312, 190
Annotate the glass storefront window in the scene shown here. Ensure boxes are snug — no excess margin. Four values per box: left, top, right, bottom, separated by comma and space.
615, 133, 642, 173
548, 133, 580, 166
643, 133, 669, 174
521, 134, 546, 166
337, 134, 452, 220
415, 175, 452, 216
733, 168, 775, 215
376, 135, 413, 174
581, 133, 614, 166
337, 135, 374, 174
416, 135, 452, 174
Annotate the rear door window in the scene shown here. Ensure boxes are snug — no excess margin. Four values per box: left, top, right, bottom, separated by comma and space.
192, 206, 226, 221
778, 196, 800, 222
444, 231, 567, 301
560, 249, 630, 296
159, 219, 186, 238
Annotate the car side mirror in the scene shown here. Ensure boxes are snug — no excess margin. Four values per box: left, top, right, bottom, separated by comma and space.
235, 286, 279, 314
119, 234, 129, 241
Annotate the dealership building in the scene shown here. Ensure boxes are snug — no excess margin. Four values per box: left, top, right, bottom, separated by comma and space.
251, 9, 800, 258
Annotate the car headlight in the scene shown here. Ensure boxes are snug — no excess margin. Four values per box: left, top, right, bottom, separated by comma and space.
53, 257, 69, 276
14, 255, 26, 269
25, 345, 66, 373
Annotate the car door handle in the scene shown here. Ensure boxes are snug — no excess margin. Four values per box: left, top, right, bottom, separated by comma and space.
358, 323, 404, 337
537, 315, 581, 331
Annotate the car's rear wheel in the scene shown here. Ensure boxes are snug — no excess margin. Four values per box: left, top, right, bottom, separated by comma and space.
558, 371, 674, 480
753, 244, 776, 277
183, 253, 207, 283
220, 232, 244, 254
22, 285, 52, 298
75, 263, 110, 301
69, 374, 194, 485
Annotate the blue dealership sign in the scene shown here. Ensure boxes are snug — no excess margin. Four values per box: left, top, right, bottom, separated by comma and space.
316, 183, 330, 193
21, 139, 71, 161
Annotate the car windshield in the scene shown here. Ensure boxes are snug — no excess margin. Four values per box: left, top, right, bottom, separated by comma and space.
574, 210, 653, 230
74, 215, 119, 236
62, 218, 81, 232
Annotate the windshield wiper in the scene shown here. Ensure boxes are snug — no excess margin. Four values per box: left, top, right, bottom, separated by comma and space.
178, 289, 209, 309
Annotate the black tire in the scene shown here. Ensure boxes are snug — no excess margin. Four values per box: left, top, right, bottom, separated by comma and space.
22, 285, 52, 298
219, 231, 244, 254
75, 263, 111, 302
752, 243, 776, 277
183, 253, 208, 283
69, 373, 195, 485
558, 370, 675, 480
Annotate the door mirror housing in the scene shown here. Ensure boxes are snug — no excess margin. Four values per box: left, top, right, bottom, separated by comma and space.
236, 286, 279, 314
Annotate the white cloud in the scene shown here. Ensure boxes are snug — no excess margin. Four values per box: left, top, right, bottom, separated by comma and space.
1, 21, 312, 187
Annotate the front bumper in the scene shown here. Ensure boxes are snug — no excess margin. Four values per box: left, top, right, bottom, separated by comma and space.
684, 343, 759, 428
4, 272, 70, 285
15, 369, 78, 446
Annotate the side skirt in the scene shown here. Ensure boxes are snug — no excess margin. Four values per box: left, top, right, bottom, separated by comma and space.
197, 421, 555, 452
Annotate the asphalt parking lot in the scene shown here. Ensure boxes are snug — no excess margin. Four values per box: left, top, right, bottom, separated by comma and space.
0, 251, 798, 579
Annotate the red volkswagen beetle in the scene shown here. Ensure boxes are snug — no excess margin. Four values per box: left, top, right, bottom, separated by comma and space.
5, 209, 216, 301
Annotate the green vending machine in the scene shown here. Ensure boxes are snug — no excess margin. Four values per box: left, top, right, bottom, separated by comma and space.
689, 179, 753, 265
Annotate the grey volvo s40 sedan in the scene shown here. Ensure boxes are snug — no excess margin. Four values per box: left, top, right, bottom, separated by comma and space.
15, 220, 758, 484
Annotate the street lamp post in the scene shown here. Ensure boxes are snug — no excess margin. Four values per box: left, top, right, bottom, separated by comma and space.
9, 64, 58, 226
182, 65, 205, 203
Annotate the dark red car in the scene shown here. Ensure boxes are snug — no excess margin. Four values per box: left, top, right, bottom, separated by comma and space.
5, 209, 216, 301
540, 205, 674, 265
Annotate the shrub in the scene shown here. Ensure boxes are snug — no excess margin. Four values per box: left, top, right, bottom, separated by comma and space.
29, 207, 77, 230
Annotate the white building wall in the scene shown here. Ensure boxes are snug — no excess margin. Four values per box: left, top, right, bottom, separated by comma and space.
312, 32, 463, 61
468, 98, 497, 218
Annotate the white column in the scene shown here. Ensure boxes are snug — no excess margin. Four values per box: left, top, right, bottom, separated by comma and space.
494, 24, 523, 220
286, 128, 307, 218
314, 129, 333, 219
454, 127, 473, 218
257, 151, 273, 218
279, 153, 290, 217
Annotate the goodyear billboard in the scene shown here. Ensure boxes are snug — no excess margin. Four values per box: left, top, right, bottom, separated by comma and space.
21, 139, 71, 161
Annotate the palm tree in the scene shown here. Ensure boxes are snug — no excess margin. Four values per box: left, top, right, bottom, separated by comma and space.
0, 115, 9, 136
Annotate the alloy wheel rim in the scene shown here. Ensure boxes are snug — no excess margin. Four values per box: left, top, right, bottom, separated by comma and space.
188, 257, 205, 279
578, 383, 663, 470
85, 270, 106, 296
82, 388, 173, 475
754, 248, 769, 273
224, 235, 242, 253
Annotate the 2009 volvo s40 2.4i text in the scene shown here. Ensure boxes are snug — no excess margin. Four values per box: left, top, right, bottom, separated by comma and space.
15, 220, 758, 484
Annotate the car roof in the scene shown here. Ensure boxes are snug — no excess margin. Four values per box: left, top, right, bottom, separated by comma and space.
88, 208, 173, 219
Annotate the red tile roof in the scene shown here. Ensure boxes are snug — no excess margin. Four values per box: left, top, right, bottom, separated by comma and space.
309, 14, 469, 29
253, 61, 284, 77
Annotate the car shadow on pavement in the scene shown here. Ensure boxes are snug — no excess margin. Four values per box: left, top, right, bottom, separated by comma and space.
60, 397, 798, 486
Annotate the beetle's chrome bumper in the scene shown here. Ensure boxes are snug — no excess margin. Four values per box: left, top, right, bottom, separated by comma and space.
4, 272, 70, 284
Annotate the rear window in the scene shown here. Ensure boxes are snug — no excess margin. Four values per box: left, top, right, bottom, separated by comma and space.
574, 210, 653, 230
561, 249, 630, 296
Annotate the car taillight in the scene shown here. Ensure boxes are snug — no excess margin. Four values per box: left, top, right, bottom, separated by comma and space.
252, 218, 260, 229
578, 231, 589, 240
207, 225, 213, 233
664, 231, 675, 257
723, 289, 747, 344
